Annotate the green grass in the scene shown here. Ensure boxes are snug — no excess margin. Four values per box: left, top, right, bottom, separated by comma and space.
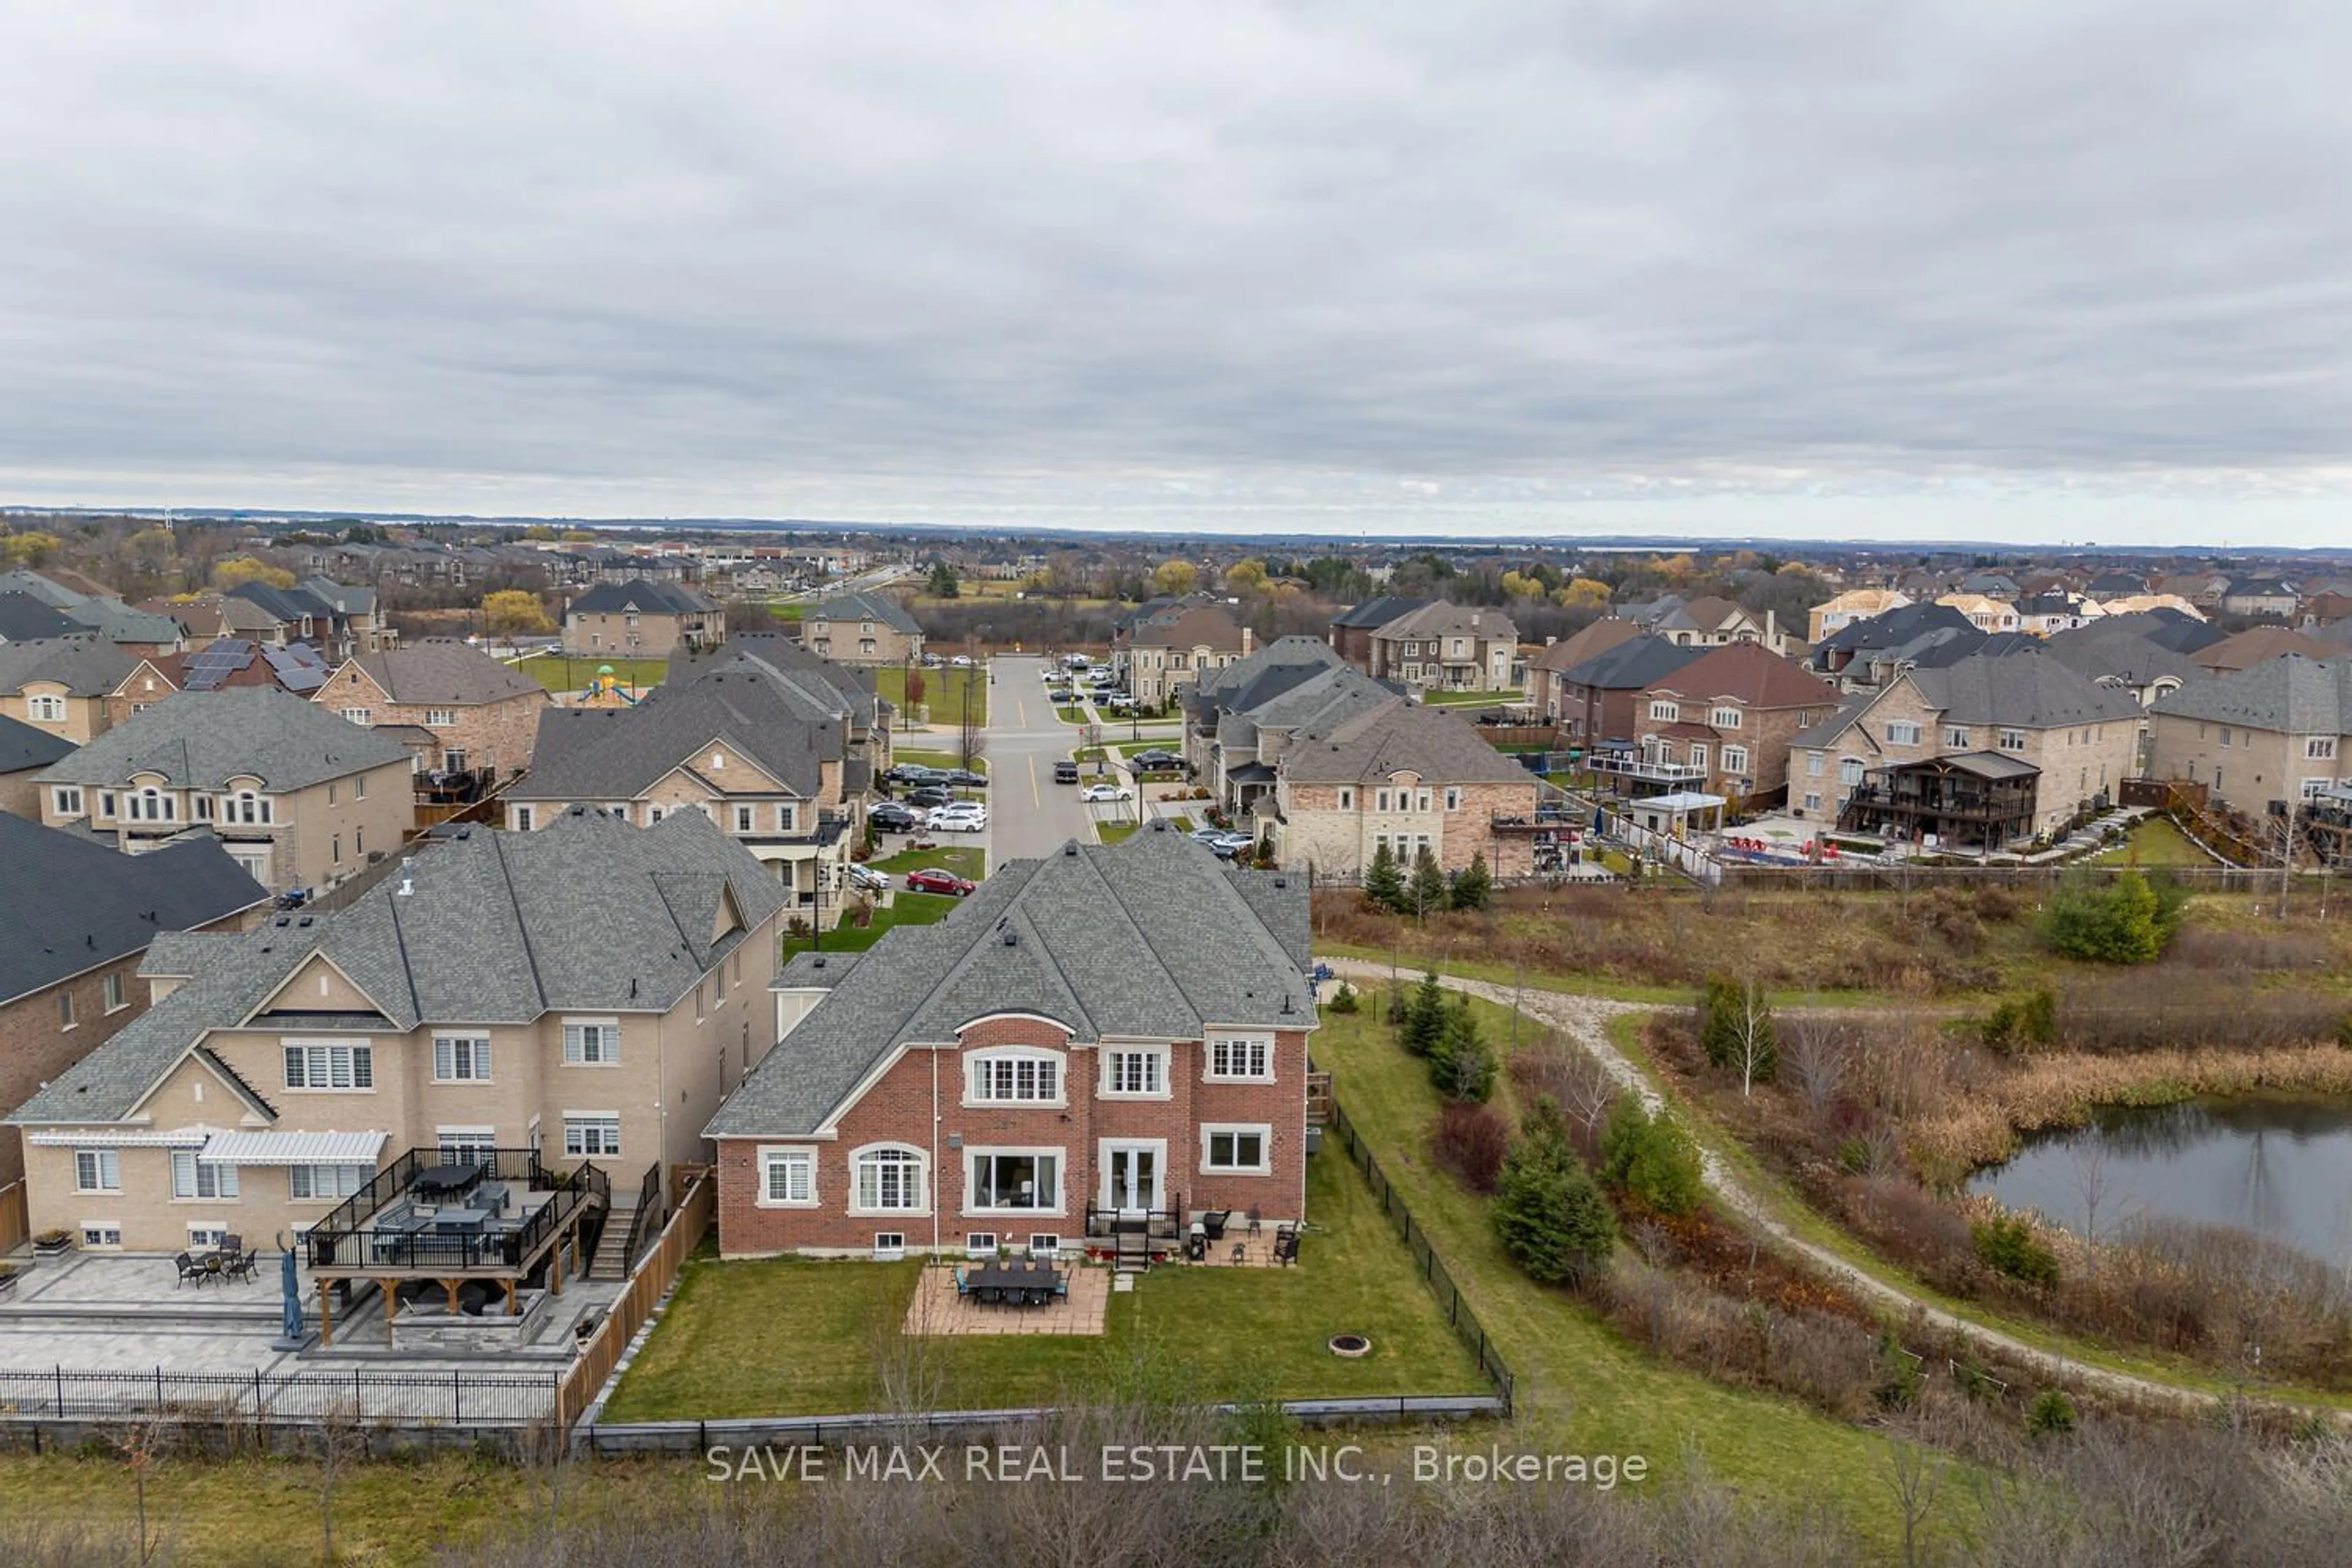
1055, 704, 1088, 724
785, 891, 962, 957
872, 844, 987, 878
1420, 688, 1523, 705
603, 1150, 1485, 1422
2109, 816, 2213, 867
519, 653, 669, 693
1097, 821, 1140, 845
894, 747, 986, 772
1311, 1003, 1927, 1537
876, 665, 988, 726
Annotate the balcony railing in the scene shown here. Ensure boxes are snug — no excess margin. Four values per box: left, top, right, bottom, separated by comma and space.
1587, 753, 1708, 785
304, 1147, 608, 1275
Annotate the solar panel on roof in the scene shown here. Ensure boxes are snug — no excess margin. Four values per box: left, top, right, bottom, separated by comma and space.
182, 639, 255, 690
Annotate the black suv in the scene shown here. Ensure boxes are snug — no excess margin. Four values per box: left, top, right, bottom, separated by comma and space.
1053, 759, 1080, 785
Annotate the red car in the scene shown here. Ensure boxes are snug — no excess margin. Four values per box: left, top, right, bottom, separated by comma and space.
906, 869, 976, 896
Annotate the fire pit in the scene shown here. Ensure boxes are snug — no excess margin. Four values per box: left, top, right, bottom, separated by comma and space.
1327, 1333, 1372, 1359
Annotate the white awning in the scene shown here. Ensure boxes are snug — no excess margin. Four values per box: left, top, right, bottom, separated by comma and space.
198, 1131, 386, 1166
26, 1129, 208, 1148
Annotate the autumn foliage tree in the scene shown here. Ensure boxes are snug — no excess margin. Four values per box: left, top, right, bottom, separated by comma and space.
213, 556, 296, 591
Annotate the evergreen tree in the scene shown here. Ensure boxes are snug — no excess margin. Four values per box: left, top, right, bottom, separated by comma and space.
2043, 869, 2164, 963
1401, 970, 1448, 1058
925, 559, 961, 598
1431, 998, 1497, 1102
1600, 1093, 1706, 1216
1493, 1098, 1617, 1284
1449, 851, 1493, 911
1409, 846, 1449, 918
1362, 840, 1406, 913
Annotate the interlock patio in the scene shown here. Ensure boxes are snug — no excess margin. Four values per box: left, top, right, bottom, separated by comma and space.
902, 1262, 1109, 1336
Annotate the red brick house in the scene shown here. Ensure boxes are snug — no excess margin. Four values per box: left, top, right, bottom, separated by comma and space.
707, 826, 1317, 1260
1627, 642, 1840, 805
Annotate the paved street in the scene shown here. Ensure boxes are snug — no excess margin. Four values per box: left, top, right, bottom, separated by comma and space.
982, 655, 1140, 862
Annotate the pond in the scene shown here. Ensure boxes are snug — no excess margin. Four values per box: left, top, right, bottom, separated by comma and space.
1969, 1094, 2352, 1268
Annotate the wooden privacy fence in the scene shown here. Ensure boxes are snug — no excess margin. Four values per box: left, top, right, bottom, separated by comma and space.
1326, 1093, 1516, 1415
0, 1182, 28, 1257
557, 1172, 714, 1429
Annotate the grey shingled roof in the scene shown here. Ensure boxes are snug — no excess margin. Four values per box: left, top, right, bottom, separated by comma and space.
673, 634, 882, 727
1281, 699, 1533, 786
804, 589, 921, 636
568, 578, 718, 616
62, 597, 186, 646
709, 826, 1314, 1139
1376, 601, 1518, 645
0, 592, 79, 641
337, 638, 549, 706
1330, 595, 1428, 631
1560, 634, 1708, 691
0, 634, 140, 697
0, 711, 75, 774
511, 671, 842, 800
1906, 649, 2145, 728
34, 687, 412, 792
2150, 655, 2352, 734
10, 810, 786, 1125
1190, 635, 1344, 713
0, 569, 88, 608
0, 815, 267, 1006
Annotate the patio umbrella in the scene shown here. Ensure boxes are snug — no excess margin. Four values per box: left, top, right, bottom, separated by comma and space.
277, 1238, 305, 1346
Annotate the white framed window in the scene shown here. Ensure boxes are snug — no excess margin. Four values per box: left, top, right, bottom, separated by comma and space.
562, 1019, 620, 1065
564, 1117, 622, 1157
1945, 726, 1969, 748
1028, 1234, 1061, 1257
1206, 1033, 1274, 1082
195, 794, 214, 820
1442, 787, 1461, 811
965, 1232, 999, 1258
222, 790, 272, 824
967, 1050, 1064, 1105
759, 1147, 817, 1207
170, 1152, 239, 1200
1336, 788, 1354, 810
1648, 700, 1678, 722
1415, 789, 1432, 812
966, 1150, 1062, 1213
432, 1034, 492, 1082
1710, 706, 1743, 729
50, 785, 82, 816
102, 972, 126, 1012
1998, 728, 2028, 752
355, 775, 367, 799
511, 804, 536, 831
28, 693, 66, 722
1803, 792, 1822, 813
282, 1040, 374, 1091
74, 1149, 121, 1193
778, 802, 798, 832
288, 1164, 371, 1201
1838, 758, 1864, 786
1201, 1125, 1272, 1175
1722, 746, 1749, 775
424, 709, 457, 728
2301, 777, 2337, 801
58, 991, 75, 1030
851, 1145, 928, 1214
342, 707, 372, 726
2307, 737, 2338, 760
1806, 753, 1823, 777
733, 804, 756, 832
709, 750, 726, 770
187, 1223, 229, 1250
80, 1224, 122, 1249
1374, 788, 1392, 812
124, 786, 177, 823
1102, 1047, 1168, 1098
437, 1127, 496, 1165
99, 791, 116, 818
1885, 721, 1921, 746
872, 1232, 906, 1260
326, 782, 337, 805
1687, 743, 1708, 771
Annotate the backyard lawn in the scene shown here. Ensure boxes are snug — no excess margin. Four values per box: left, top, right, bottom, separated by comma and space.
1096, 821, 1140, 845
784, 890, 961, 957
517, 652, 669, 695
872, 843, 988, 880
601, 1146, 1485, 1422
2113, 815, 2214, 867
877, 665, 989, 727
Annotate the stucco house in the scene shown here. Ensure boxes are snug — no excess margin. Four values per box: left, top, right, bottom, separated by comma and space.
707, 826, 1316, 1261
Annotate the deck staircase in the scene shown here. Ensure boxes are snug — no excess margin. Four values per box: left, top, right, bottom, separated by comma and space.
586, 1202, 637, 1282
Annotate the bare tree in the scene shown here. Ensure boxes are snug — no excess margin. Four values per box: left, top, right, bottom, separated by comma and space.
1881, 1438, 1945, 1568
2071, 1141, 2111, 1281
1782, 1014, 1851, 1122
1730, 977, 1777, 1099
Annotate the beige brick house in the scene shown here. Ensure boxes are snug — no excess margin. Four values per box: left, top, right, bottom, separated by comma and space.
1789, 649, 2143, 844
0, 711, 75, 820
796, 590, 925, 667
0, 635, 142, 744
1365, 602, 1518, 691
1273, 699, 1540, 878
1626, 642, 1839, 805
312, 638, 552, 778
562, 579, 725, 658
32, 688, 417, 896
6, 811, 786, 1256
707, 827, 1314, 1261
2148, 655, 2350, 813
0, 816, 266, 1186
1128, 603, 1253, 708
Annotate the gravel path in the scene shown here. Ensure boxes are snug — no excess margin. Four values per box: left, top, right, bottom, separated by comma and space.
1324, 960, 2326, 1420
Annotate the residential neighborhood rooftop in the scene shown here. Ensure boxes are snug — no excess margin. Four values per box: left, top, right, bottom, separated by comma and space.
34, 687, 414, 792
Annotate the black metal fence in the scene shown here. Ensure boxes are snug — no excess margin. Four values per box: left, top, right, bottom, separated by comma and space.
0, 1365, 560, 1427
1325, 1093, 1517, 1416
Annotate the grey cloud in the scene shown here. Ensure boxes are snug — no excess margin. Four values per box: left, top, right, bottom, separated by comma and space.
1, 2, 2349, 541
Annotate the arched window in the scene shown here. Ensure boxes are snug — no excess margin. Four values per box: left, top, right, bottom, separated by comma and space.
851, 1145, 927, 1213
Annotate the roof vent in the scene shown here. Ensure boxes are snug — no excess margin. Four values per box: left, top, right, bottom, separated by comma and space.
297, 916, 314, 928
1002, 927, 1019, 947
630, 978, 640, 998
1273, 876, 1287, 889
1281, 995, 1294, 1015
1063, 842, 1078, 856
812, 956, 826, 969
396, 874, 413, 896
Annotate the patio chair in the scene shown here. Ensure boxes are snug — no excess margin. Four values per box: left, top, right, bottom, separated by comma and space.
1052, 1273, 1069, 1300
1246, 1207, 1262, 1237
172, 1251, 209, 1289
1273, 1228, 1300, 1267
225, 1246, 260, 1283
952, 1266, 973, 1300
221, 1234, 244, 1257
1229, 1241, 1247, 1265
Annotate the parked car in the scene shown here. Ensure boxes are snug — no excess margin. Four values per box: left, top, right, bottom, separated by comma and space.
1131, 748, 1185, 770
930, 805, 988, 832
907, 786, 956, 809
870, 802, 923, 832
951, 655, 973, 666
906, 868, 977, 895
846, 863, 892, 892
1053, 758, 1080, 785
1081, 783, 1133, 803
948, 769, 989, 787
1213, 831, 1257, 854
1048, 689, 1077, 703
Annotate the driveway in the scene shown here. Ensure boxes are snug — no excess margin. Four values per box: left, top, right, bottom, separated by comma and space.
983, 655, 1122, 862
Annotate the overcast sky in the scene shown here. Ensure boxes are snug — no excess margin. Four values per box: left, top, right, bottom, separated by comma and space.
2, 3, 2349, 546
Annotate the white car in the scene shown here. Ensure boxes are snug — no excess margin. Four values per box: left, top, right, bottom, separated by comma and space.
929, 805, 988, 831
951, 655, 973, 667
1080, 783, 1134, 803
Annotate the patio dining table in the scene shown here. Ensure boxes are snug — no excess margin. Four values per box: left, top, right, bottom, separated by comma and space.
968, 1262, 1061, 1306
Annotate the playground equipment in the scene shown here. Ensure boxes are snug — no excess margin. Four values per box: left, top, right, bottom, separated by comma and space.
579, 665, 639, 704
